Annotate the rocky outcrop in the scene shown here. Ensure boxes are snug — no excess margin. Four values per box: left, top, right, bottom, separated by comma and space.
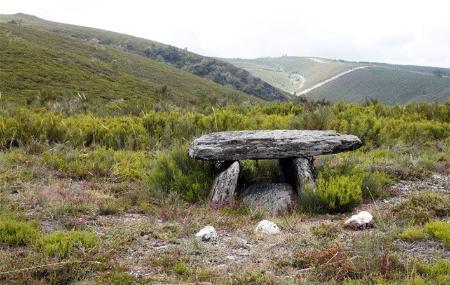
241, 183, 295, 214
189, 130, 362, 161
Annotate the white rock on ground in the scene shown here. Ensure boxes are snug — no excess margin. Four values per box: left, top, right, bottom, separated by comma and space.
255, 220, 280, 234
195, 225, 218, 241
344, 211, 374, 230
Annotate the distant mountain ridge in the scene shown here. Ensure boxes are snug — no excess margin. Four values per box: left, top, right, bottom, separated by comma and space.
225, 56, 450, 104
0, 14, 287, 102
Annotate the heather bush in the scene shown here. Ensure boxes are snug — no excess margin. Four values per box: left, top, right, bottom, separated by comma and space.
35, 230, 97, 257
147, 145, 215, 203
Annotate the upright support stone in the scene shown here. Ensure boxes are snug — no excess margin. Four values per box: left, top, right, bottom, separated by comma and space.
209, 161, 240, 205
279, 157, 316, 193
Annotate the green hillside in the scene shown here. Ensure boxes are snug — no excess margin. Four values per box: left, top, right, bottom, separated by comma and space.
226, 56, 450, 104
306, 66, 450, 104
0, 19, 262, 115
0, 14, 287, 102
225, 57, 362, 94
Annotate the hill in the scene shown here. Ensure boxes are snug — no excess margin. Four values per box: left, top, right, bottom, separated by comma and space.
0, 14, 287, 104
225, 56, 450, 104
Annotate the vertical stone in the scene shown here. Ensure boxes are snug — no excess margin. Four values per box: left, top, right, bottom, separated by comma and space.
279, 157, 316, 193
210, 161, 240, 205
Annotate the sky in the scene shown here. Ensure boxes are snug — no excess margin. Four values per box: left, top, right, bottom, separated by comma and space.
2, 0, 450, 67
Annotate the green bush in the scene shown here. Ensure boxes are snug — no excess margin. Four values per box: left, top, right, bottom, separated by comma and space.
361, 171, 393, 200
147, 145, 215, 203
43, 148, 151, 180
290, 106, 333, 130
35, 230, 97, 257
425, 220, 450, 248
398, 226, 429, 241
422, 259, 450, 284
315, 174, 363, 213
392, 192, 450, 225
0, 216, 40, 246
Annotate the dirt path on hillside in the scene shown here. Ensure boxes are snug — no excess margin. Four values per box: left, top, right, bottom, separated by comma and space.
297, 66, 368, 96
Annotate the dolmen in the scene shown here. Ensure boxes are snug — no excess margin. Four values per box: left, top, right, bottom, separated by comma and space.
189, 130, 362, 214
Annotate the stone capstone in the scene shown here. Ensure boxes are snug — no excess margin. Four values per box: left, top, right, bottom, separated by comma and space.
189, 130, 362, 161
241, 183, 296, 214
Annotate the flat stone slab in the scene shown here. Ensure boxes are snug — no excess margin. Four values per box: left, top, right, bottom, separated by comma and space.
189, 130, 362, 160
241, 183, 296, 215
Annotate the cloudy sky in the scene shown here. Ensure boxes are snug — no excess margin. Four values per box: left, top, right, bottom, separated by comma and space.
3, 0, 450, 67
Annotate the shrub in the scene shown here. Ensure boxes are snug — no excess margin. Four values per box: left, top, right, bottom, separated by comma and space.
229, 271, 275, 285
147, 145, 215, 203
392, 192, 450, 225
361, 171, 393, 200
43, 148, 151, 180
315, 175, 363, 213
311, 222, 340, 239
290, 106, 333, 130
35, 230, 97, 257
422, 259, 450, 284
0, 216, 40, 246
107, 271, 139, 285
425, 220, 450, 248
398, 226, 429, 241
98, 199, 124, 215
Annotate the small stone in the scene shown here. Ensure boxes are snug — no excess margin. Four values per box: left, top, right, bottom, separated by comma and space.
195, 225, 218, 241
255, 220, 280, 234
344, 211, 374, 230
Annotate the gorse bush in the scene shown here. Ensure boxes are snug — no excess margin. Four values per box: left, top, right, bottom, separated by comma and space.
147, 145, 215, 203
